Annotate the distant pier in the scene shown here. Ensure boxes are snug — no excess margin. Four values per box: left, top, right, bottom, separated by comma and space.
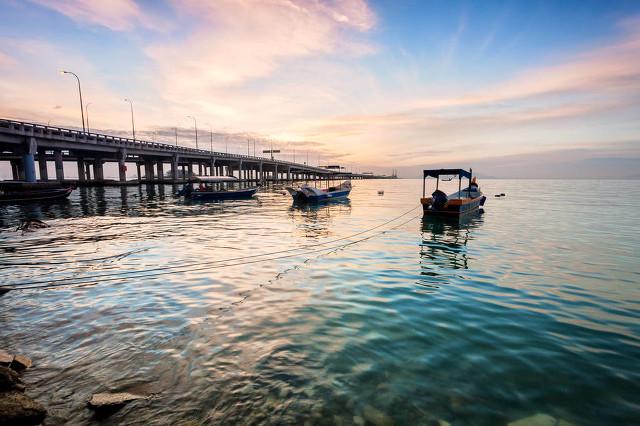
0, 119, 392, 186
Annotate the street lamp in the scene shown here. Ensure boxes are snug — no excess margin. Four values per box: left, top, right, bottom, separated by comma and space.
206, 123, 213, 152
60, 70, 85, 132
124, 98, 136, 141
85, 102, 92, 133
187, 115, 198, 149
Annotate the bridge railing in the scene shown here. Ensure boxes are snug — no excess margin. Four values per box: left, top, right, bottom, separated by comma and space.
0, 118, 334, 173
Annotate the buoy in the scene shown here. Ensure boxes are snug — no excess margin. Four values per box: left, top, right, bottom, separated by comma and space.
378, 190, 384, 195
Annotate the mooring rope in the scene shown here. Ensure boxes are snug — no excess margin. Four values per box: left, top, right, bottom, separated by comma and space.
0, 207, 419, 292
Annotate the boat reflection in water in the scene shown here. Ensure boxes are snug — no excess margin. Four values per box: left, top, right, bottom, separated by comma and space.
288, 198, 351, 238
418, 209, 484, 290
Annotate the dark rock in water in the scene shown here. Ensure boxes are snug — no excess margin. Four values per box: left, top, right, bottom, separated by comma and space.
10, 356, 32, 372
88, 392, 145, 411
0, 391, 47, 425
0, 367, 24, 392
0, 352, 12, 367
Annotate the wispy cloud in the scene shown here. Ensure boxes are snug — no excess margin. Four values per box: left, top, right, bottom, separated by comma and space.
29, 0, 157, 31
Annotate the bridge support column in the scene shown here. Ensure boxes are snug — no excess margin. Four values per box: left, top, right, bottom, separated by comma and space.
37, 149, 48, 181
136, 163, 142, 182
23, 137, 37, 183
118, 149, 127, 183
85, 163, 91, 181
171, 156, 179, 181
287, 166, 291, 181
187, 162, 193, 178
10, 160, 20, 181
259, 162, 263, 183
54, 150, 64, 181
144, 161, 154, 181
77, 159, 86, 182
94, 160, 104, 182
157, 161, 164, 181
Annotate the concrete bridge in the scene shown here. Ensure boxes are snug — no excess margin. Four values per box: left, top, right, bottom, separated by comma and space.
0, 119, 388, 185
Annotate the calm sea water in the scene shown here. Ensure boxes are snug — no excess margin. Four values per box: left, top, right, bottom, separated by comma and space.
0, 179, 638, 425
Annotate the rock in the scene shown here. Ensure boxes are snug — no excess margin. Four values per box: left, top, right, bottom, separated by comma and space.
0, 391, 47, 425
10, 355, 32, 372
87, 392, 145, 409
0, 366, 24, 392
0, 351, 12, 367
508, 413, 557, 426
362, 404, 394, 426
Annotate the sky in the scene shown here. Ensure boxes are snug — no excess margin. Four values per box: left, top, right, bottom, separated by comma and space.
0, 0, 639, 178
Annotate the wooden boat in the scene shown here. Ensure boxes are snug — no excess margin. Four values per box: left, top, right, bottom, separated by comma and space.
0, 182, 75, 203
176, 176, 258, 200
420, 168, 486, 216
285, 180, 351, 203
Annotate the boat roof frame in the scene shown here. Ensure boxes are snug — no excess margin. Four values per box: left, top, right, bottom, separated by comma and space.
423, 168, 472, 179
191, 176, 238, 183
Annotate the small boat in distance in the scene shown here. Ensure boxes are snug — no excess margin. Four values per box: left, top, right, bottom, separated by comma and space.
177, 176, 258, 200
286, 180, 352, 203
421, 168, 486, 216
0, 182, 75, 203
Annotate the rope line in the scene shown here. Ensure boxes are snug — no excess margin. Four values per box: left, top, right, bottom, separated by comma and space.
0, 208, 418, 291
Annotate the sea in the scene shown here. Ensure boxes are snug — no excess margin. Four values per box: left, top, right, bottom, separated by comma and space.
0, 179, 638, 425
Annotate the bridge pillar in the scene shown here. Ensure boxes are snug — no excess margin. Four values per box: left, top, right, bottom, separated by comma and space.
259, 162, 263, 183
10, 160, 20, 181
136, 162, 142, 182
210, 158, 216, 177
171, 156, 179, 181
144, 161, 154, 181
94, 160, 104, 181
22, 137, 37, 183
77, 159, 86, 182
37, 148, 48, 181
54, 150, 64, 181
198, 163, 203, 176
287, 166, 291, 181
118, 149, 127, 182
187, 162, 193, 178
85, 163, 92, 181
157, 161, 164, 181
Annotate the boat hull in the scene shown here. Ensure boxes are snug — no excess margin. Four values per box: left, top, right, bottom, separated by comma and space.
187, 187, 258, 200
422, 195, 485, 217
291, 189, 351, 203
0, 187, 74, 203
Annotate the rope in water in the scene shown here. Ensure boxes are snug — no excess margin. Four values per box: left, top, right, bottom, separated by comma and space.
0, 207, 420, 292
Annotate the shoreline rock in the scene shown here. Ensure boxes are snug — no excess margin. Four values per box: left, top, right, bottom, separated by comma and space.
88, 392, 146, 410
0, 391, 47, 425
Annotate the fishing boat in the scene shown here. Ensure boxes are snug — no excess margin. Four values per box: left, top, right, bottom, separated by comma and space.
177, 176, 258, 200
421, 168, 486, 216
285, 180, 352, 203
0, 182, 75, 203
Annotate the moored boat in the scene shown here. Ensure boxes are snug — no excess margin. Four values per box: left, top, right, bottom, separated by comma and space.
177, 176, 258, 200
285, 180, 352, 203
0, 182, 75, 203
420, 168, 486, 216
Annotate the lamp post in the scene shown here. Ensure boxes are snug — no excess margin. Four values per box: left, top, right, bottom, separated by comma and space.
85, 102, 92, 133
187, 115, 198, 149
124, 98, 136, 142
60, 70, 85, 132
206, 123, 213, 152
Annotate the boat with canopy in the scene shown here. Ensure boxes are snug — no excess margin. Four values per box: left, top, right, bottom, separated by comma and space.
420, 168, 486, 216
176, 176, 258, 200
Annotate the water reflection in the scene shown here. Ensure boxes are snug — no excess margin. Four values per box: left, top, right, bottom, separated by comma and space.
418, 211, 484, 288
288, 199, 352, 238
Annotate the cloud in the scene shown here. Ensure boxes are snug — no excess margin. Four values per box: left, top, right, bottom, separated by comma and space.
146, 0, 376, 95
29, 0, 155, 31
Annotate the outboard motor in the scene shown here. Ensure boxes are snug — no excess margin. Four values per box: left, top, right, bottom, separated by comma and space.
432, 189, 448, 209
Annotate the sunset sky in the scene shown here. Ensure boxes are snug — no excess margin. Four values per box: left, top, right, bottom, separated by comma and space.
1, 0, 639, 177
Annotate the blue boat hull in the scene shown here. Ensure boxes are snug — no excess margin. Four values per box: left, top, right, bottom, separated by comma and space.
293, 189, 351, 203
188, 187, 258, 200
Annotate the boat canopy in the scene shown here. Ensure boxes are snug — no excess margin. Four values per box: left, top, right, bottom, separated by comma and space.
192, 176, 238, 183
423, 169, 472, 179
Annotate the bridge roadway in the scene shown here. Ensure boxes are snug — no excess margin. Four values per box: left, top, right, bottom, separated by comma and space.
0, 119, 385, 185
